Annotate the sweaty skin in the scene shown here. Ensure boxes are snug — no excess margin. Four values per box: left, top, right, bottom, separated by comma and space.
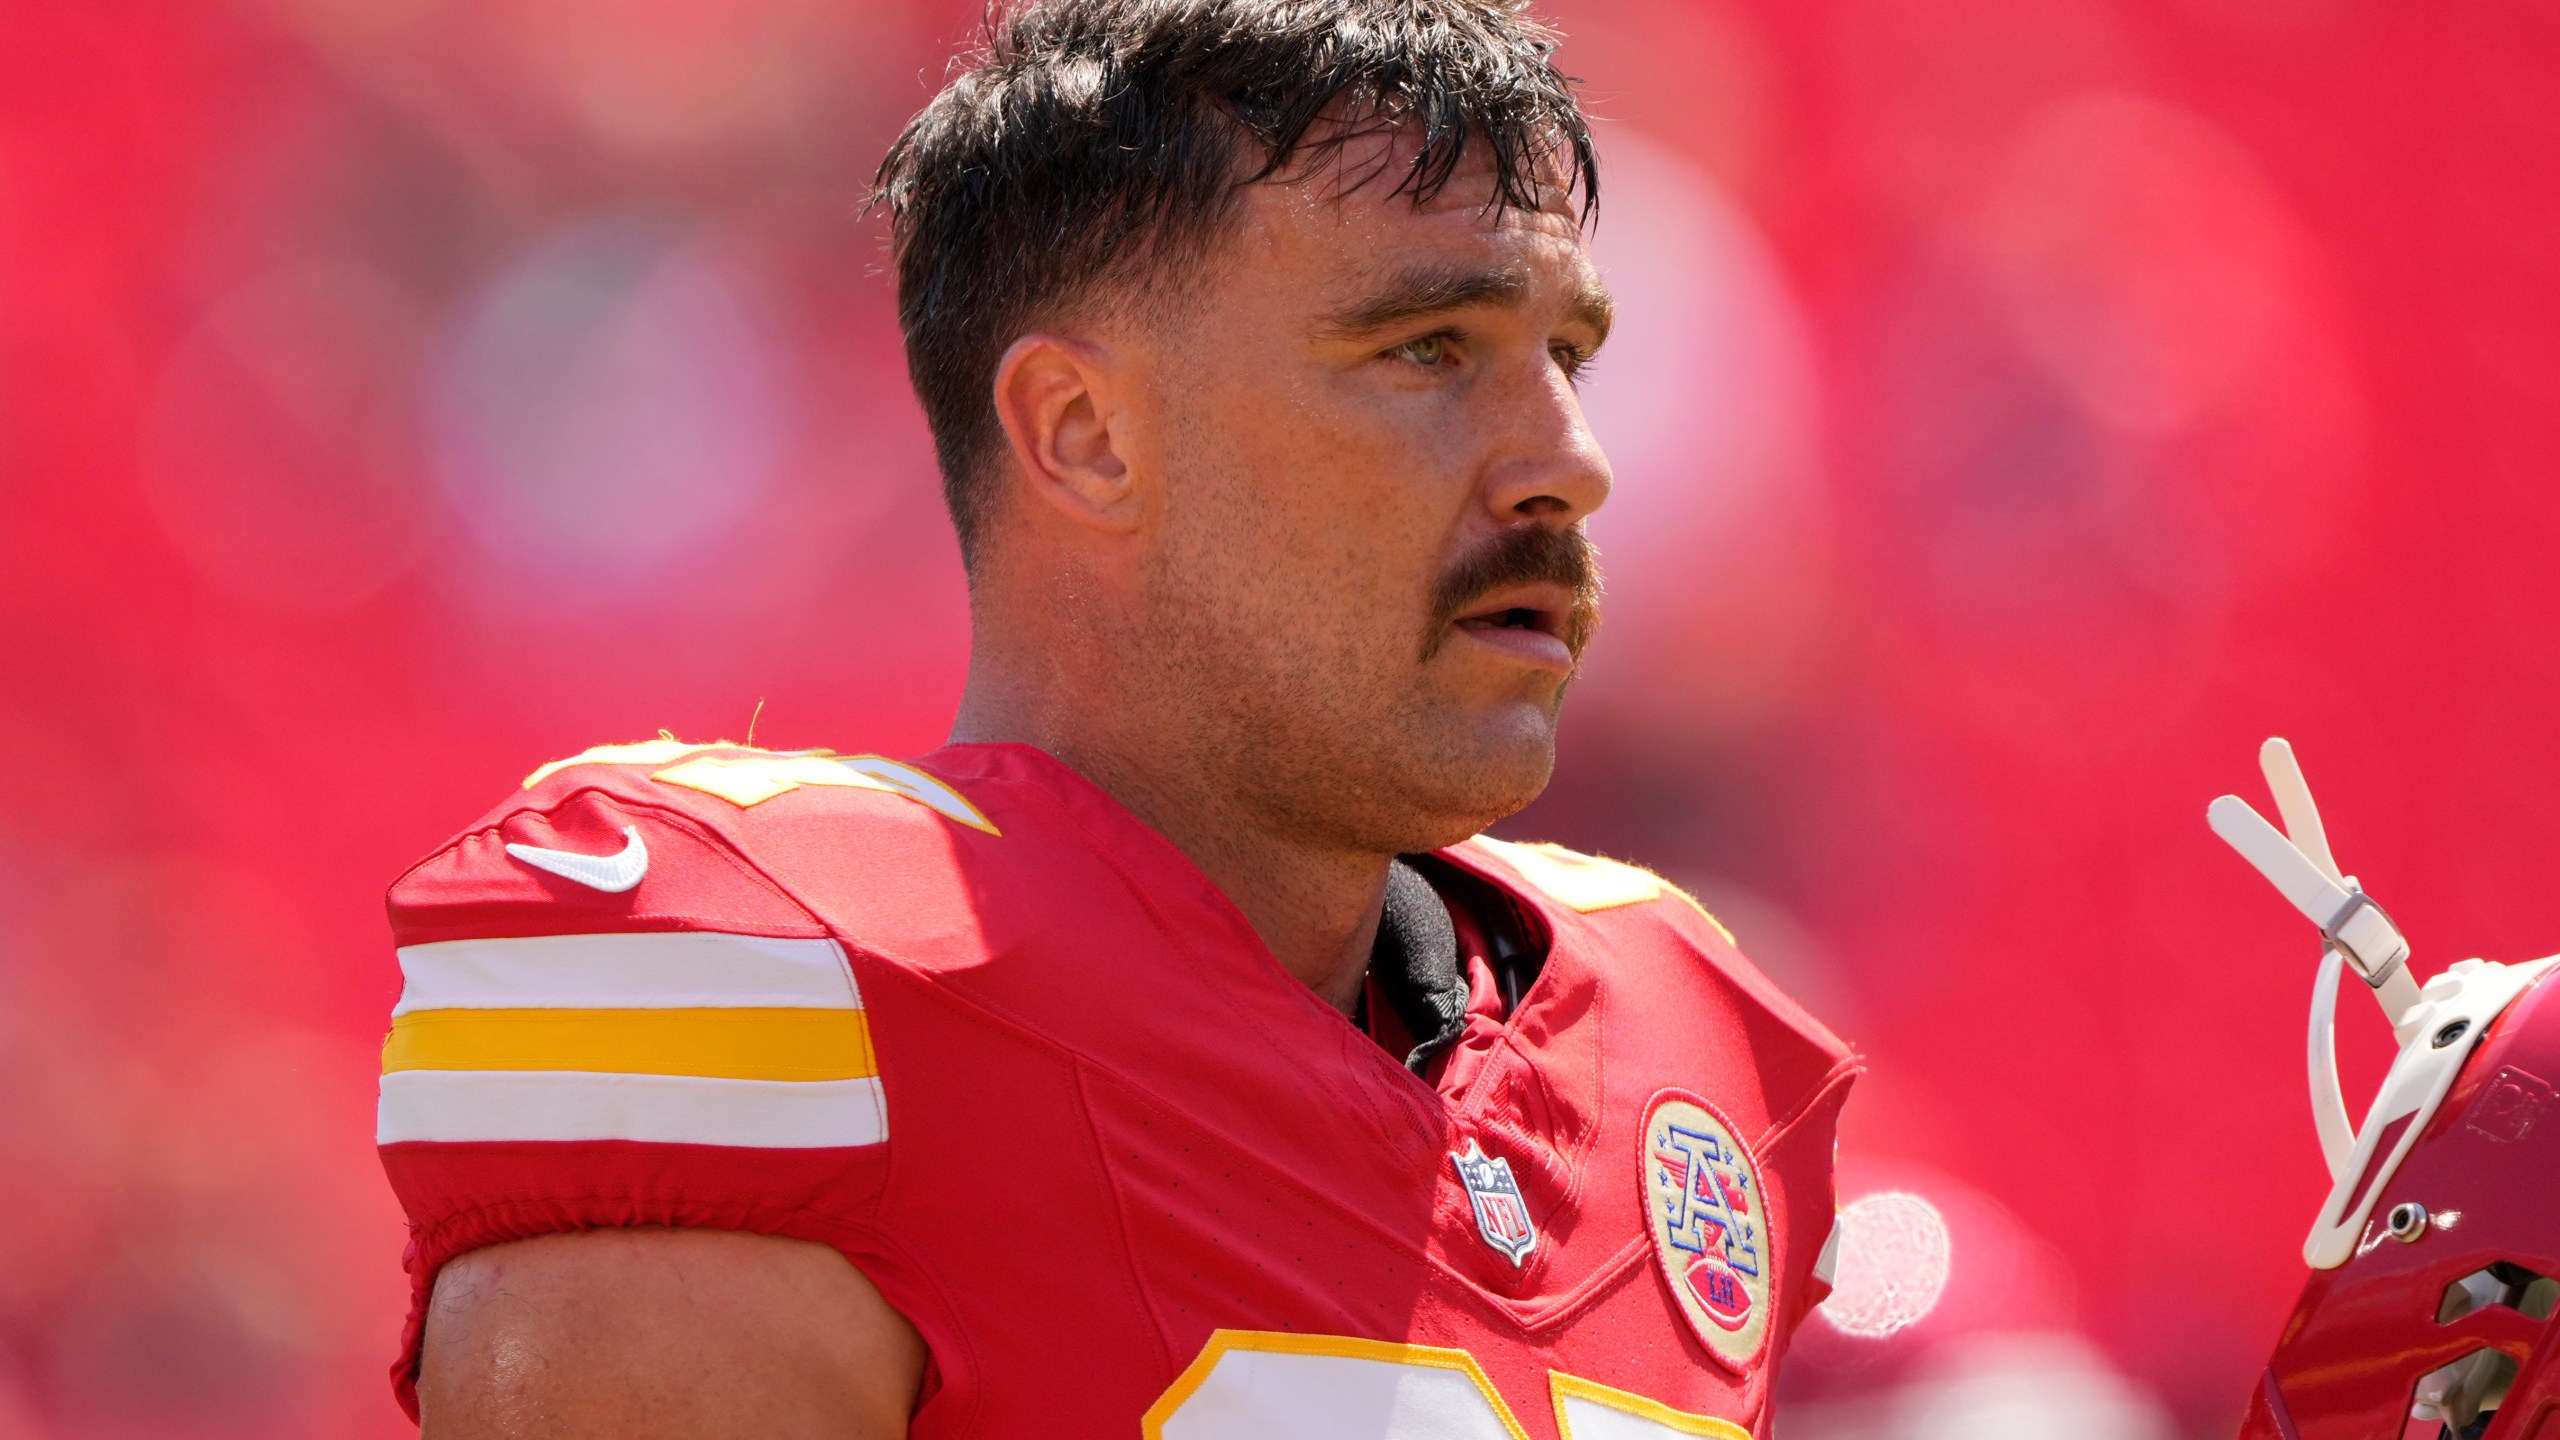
418, 131, 1613, 1437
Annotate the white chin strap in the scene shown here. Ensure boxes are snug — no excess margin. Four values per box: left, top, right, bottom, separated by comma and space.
2211, 737, 2557, 1269
2209, 739, 2422, 1182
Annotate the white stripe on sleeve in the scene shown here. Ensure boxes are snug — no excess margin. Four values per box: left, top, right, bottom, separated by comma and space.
376, 1069, 887, 1148
393, 932, 858, 1015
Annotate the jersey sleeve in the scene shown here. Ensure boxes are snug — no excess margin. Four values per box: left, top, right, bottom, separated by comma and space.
375, 752, 891, 1417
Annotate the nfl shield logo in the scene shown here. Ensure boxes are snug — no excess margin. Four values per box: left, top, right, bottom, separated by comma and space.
1452, 1139, 1539, 1266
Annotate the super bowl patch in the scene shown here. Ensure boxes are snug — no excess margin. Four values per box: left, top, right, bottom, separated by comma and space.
1452, 1138, 1539, 1267
1642, 1090, 1771, 1370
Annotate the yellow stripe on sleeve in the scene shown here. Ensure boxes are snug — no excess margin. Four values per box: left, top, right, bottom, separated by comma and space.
382, 1007, 876, 1082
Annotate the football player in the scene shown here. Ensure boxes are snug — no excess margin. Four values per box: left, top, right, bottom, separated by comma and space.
377, 2, 1859, 1436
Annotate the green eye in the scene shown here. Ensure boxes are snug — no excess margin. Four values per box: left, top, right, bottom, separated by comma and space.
1391, 335, 1449, 366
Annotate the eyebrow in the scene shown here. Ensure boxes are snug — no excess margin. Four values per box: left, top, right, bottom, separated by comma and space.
1317, 262, 1615, 346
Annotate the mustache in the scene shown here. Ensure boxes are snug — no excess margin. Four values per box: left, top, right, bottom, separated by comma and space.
1425, 524, 1603, 660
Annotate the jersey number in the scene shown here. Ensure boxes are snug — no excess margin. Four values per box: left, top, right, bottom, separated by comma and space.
1143, 1331, 1748, 1440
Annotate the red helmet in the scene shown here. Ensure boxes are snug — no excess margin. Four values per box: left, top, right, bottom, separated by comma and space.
2216, 741, 2560, 1440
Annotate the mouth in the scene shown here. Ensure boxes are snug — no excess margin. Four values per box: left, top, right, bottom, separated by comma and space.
1448, 583, 1579, 673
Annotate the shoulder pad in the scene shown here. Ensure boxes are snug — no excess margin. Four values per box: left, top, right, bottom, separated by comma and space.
391, 766, 822, 947
386, 751, 868, 1143
1461, 836, 1739, 946
377, 737, 925, 1420
1463, 836, 1857, 1066
520, 738, 996, 833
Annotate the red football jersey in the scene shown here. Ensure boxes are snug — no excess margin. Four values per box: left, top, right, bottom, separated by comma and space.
377, 741, 1858, 1437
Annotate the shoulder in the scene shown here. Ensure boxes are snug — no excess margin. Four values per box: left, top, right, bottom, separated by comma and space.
388, 738, 1002, 948
379, 739, 950, 1155
379, 737, 1025, 1157
1450, 835, 1852, 1064
1452, 835, 1743, 955
375, 737, 995, 1418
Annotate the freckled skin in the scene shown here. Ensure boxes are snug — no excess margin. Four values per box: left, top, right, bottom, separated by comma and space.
417, 132, 1615, 1439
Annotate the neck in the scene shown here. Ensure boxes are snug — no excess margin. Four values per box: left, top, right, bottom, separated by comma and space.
951, 615, 1391, 1014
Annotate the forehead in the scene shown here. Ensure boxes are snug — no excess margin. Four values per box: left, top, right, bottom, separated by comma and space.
1220, 130, 1597, 302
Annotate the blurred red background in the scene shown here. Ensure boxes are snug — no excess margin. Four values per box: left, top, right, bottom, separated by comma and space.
7, 0, 2559, 1434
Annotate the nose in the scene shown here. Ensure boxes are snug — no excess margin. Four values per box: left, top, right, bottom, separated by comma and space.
1479, 358, 1613, 526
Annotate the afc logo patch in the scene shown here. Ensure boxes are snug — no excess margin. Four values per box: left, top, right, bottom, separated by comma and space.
1643, 1089, 1772, 1371
1452, 1138, 1539, 1267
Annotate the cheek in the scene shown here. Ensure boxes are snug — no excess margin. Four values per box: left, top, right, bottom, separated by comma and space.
1155, 361, 1460, 663
1158, 499, 1426, 701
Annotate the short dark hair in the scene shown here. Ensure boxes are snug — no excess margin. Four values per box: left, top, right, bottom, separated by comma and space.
872, 0, 1598, 567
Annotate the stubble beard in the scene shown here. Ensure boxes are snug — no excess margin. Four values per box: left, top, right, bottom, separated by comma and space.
1135, 530, 1598, 860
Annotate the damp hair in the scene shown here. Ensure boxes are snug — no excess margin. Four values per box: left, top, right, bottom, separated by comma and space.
871, 0, 1599, 569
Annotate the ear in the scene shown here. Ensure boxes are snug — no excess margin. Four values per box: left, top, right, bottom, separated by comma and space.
990, 333, 1139, 535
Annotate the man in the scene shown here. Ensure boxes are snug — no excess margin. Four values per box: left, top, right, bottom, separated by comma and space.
375, 1, 1858, 1435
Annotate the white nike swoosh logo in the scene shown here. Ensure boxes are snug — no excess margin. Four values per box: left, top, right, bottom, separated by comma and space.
505, 826, 649, 893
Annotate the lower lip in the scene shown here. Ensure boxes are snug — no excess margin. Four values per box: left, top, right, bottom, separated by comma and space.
1452, 622, 1576, 673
